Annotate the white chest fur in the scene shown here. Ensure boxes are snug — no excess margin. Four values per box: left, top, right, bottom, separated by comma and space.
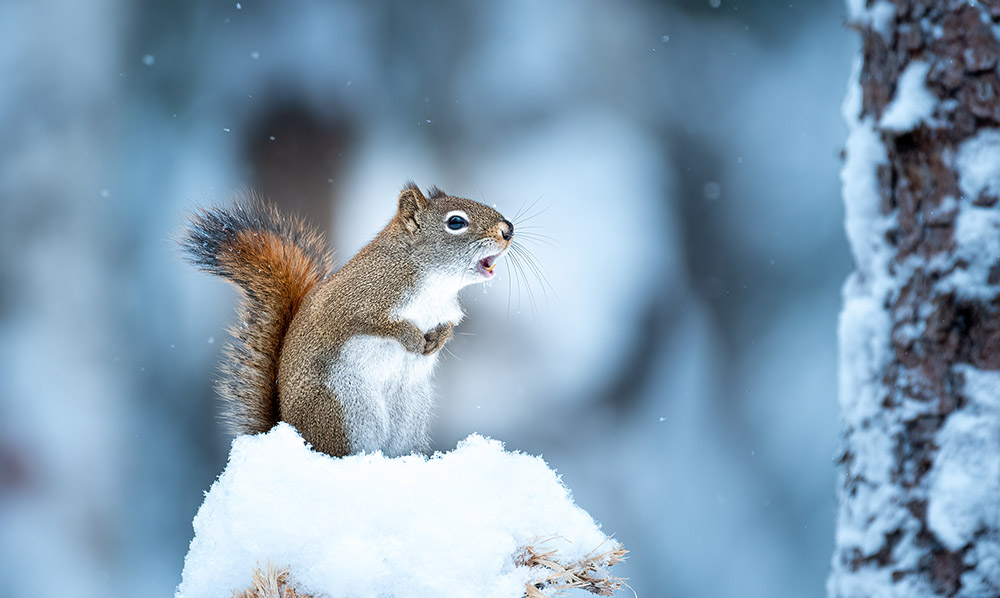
393, 272, 465, 332
327, 272, 465, 456
331, 335, 440, 456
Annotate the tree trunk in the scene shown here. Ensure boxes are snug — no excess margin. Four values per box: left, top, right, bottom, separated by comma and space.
831, 1, 1000, 597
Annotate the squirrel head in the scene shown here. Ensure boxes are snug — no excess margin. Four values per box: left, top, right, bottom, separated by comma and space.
396, 182, 513, 286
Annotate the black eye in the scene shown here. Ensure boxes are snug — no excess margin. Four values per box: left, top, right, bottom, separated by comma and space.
447, 215, 468, 230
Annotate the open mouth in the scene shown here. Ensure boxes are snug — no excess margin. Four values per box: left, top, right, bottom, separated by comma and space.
476, 254, 500, 278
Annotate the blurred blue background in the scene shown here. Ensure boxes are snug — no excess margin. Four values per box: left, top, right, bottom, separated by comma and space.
0, 1, 854, 596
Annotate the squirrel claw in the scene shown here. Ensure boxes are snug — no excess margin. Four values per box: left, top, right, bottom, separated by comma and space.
422, 322, 453, 356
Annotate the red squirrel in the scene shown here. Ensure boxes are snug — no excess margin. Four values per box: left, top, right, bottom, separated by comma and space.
181, 183, 513, 457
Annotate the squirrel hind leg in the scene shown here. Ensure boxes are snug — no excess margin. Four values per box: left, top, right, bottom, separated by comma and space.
278, 372, 351, 457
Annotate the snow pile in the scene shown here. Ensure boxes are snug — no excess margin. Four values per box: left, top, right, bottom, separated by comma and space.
175, 424, 623, 598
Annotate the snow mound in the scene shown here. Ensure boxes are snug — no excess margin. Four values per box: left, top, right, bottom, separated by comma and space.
175, 424, 623, 598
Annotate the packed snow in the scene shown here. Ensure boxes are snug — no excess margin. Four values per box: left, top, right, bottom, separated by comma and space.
879, 60, 936, 132
942, 203, 1000, 300
955, 128, 1000, 202
926, 414, 1000, 551
838, 58, 895, 443
841, 59, 892, 281
831, 57, 914, 598
175, 424, 620, 598
846, 0, 895, 39
926, 365, 1000, 574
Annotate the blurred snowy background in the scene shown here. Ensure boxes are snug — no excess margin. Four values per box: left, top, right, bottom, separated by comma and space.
0, 1, 854, 596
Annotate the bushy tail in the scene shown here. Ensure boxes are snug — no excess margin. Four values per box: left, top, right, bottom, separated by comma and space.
180, 192, 332, 435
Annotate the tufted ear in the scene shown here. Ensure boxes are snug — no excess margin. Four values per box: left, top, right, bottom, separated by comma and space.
398, 182, 429, 234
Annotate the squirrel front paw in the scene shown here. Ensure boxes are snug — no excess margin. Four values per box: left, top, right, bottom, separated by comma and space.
422, 322, 453, 356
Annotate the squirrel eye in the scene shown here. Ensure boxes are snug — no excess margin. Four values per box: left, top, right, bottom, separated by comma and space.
447, 215, 468, 230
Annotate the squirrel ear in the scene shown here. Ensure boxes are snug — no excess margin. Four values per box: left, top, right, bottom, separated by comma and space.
398, 183, 429, 234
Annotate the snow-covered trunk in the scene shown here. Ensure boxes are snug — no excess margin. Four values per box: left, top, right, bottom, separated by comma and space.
830, 2, 1000, 597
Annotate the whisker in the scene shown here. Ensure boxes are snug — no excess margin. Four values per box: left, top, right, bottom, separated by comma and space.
527, 258, 557, 301
512, 228, 560, 246
512, 193, 548, 224
512, 201, 528, 223
505, 250, 530, 316
442, 344, 461, 362
506, 251, 525, 315
511, 193, 545, 222
504, 194, 552, 321
506, 247, 514, 322
512, 231, 559, 248
513, 195, 551, 226
509, 248, 540, 316
512, 243, 557, 304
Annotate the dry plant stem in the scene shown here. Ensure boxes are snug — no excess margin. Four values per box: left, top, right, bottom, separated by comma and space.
232, 562, 312, 598
518, 540, 629, 597
230, 541, 628, 598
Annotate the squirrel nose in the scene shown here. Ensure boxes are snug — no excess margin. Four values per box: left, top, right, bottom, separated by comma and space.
500, 219, 513, 241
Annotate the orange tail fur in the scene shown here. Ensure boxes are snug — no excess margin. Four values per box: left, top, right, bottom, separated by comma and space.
181, 193, 331, 435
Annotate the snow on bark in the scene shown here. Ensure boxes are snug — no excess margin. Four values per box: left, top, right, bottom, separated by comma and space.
880, 60, 937, 132
955, 129, 1000, 202
831, 1, 1000, 597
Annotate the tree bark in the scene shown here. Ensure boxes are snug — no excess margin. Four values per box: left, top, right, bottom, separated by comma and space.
831, 1, 1000, 597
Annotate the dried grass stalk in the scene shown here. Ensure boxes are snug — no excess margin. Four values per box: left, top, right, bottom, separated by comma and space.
517, 538, 629, 597
232, 562, 313, 598
229, 539, 627, 598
